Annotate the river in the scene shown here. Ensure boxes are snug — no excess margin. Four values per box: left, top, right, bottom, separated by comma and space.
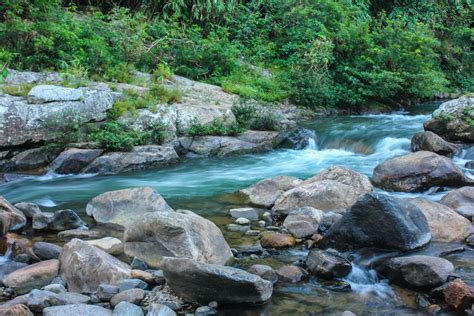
1, 101, 473, 315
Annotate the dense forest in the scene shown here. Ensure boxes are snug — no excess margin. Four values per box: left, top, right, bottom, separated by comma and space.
1, 0, 472, 109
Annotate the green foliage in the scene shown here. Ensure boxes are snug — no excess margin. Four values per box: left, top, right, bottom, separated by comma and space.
89, 121, 149, 151
0, 83, 34, 96
42, 109, 91, 146
187, 119, 244, 137
232, 99, 279, 131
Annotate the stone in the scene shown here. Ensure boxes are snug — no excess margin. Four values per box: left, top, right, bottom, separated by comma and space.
245, 230, 261, 237
319, 193, 431, 251
283, 207, 323, 238
306, 249, 352, 279
247, 264, 278, 284
408, 198, 471, 242
131, 257, 148, 270
26, 289, 90, 313
13, 202, 41, 218
7, 260, 59, 295
226, 224, 250, 232
43, 304, 112, 316
239, 176, 302, 208
86, 187, 173, 230
27, 85, 84, 104
278, 127, 314, 149
195, 306, 216, 316
57, 228, 102, 241
466, 161, 474, 169
440, 187, 474, 220
228, 208, 259, 221
2, 147, 61, 172
110, 288, 145, 307
442, 279, 474, 312
33, 242, 62, 260
302, 166, 373, 194
97, 284, 120, 302
42, 284, 66, 294
130, 270, 155, 284
276, 265, 306, 283
124, 210, 232, 268
0, 304, 33, 316
235, 217, 251, 225
161, 257, 273, 304
467, 234, 474, 247
86, 237, 123, 255
423, 95, 474, 142
113, 301, 144, 316
32, 209, 86, 231
372, 151, 469, 192
49, 148, 103, 174
0, 261, 27, 286
0, 196, 27, 235
376, 255, 454, 288
411, 131, 461, 157
81, 145, 179, 175
147, 303, 176, 316
260, 232, 297, 248
59, 238, 131, 293
118, 279, 148, 291
319, 212, 343, 233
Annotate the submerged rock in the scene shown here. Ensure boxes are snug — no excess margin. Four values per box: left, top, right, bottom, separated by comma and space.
440, 186, 474, 220
319, 193, 431, 251
59, 238, 131, 293
161, 257, 273, 304
86, 187, 173, 230
372, 151, 469, 192
239, 176, 302, 208
0, 196, 27, 235
123, 210, 233, 268
376, 255, 454, 288
411, 131, 461, 157
306, 249, 352, 279
276, 265, 306, 283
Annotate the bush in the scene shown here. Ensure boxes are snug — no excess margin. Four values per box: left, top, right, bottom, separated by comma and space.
89, 121, 150, 151
187, 119, 244, 137
232, 99, 279, 131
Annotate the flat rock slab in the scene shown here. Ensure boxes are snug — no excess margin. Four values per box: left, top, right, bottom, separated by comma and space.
27, 85, 84, 104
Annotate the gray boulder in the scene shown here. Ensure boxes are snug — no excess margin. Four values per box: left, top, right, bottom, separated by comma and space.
1, 147, 61, 171
43, 304, 112, 316
372, 151, 469, 192
86, 187, 173, 230
59, 238, 131, 293
440, 186, 474, 220
306, 249, 352, 279
161, 257, 273, 304
283, 207, 323, 238
411, 131, 461, 157
247, 264, 278, 284
113, 301, 144, 316
27, 85, 84, 104
0, 196, 27, 235
32, 209, 86, 231
319, 193, 431, 251
49, 148, 103, 174
376, 255, 454, 288
239, 176, 302, 208
123, 210, 232, 268
25, 289, 90, 313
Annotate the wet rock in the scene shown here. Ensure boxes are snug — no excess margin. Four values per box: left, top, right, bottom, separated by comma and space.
319, 193, 431, 251
123, 210, 232, 268
7, 259, 59, 295
442, 279, 474, 312
13, 202, 41, 218
226, 224, 250, 232
49, 148, 103, 174
110, 288, 145, 307
161, 257, 273, 304
239, 176, 302, 208
440, 187, 474, 220
376, 255, 454, 288
247, 264, 278, 284
306, 249, 352, 279
228, 208, 259, 221
43, 304, 112, 316
278, 127, 313, 149
81, 145, 179, 175
283, 207, 323, 238
33, 242, 62, 260
59, 238, 131, 293
260, 232, 296, 248
147, 303, 176, 316
319, 212, 343, 233
27, 85, 84, 104
0, 304, 33, 316
2, 147, 61, 172
97, 284, 120, 302
302, 166, 373, 194
423, 95, 474, 142
131, 257, 148, 270
118, 279, 148, 291
57, 228, 102, 241
466, 161, 474, 169
32, 209, 86, 231
113, 301, 144, 316
276, 265, 306, 283
411, 131, 461, 157
26, 289, 90, 313
86, 237, 123, 255
372, 151, 469, 192
245, 230, 261, 237
86, 187, 173, 230
235, 217, 251, 225
408, 198, 471, 242
195, 306, 217, 316
0, 196, 27, 235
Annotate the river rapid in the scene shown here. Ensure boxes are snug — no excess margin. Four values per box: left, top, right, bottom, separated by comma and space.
1, 101, 473, 315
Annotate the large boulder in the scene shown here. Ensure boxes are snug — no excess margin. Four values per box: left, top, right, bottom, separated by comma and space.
161, 257, 273, 304
283, 207, 323, 238
239, 176, 302, 208
6, 259, 59, 295
59, 238, 131, 293
411, 131, 461, 157
123, 210, 232, 268
319, 193, 431, 251
423, 95, 474, 143
408, 198, 471, 242
301, 166, 373, 193
32, 209, 86, 231
440, 187, 474, 220
372, 151, 469, 192
376, 255, 454, 288
0, 197, 27, 236
49, 148, 103, 174
86, 187, 173, 230
81, 145, 179, 175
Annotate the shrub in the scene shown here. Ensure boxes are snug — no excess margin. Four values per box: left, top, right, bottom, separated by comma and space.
187, 118, 244, 137
89, 121, 150, 151
231, 99, 279, 131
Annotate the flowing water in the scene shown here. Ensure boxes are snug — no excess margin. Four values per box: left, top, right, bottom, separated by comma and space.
1, 101, 473, 315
